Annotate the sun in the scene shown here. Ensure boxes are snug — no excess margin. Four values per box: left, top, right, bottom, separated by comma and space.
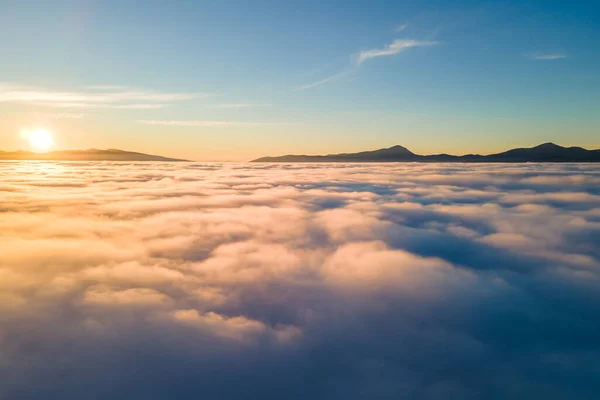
26, 129, 55, 152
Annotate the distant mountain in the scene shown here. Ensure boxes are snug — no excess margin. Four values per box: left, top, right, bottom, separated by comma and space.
255, 145, 417, 163
480, 143, 599, 162
252, 143, 600, 163
0, 149, 188, 162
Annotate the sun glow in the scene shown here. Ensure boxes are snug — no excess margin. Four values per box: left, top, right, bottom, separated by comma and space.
25, 129, 54, 152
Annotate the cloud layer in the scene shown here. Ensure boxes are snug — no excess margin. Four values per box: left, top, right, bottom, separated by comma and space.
1, 162, 599, 399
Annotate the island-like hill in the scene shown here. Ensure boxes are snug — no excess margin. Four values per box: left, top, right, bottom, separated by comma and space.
0, 149, 188, 162
252, 143, 600, 163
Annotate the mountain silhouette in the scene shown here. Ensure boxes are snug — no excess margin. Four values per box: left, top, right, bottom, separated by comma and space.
0, 149, 188, 162
252, 143, 600, 163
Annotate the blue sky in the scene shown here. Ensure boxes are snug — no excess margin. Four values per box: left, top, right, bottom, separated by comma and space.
0, 0, 599, 160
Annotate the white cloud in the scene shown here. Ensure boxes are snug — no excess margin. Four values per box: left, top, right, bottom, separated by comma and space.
357, 39, 439, 64
395, 23, 408, 31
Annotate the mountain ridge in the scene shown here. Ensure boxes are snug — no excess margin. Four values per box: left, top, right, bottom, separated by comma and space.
252, 143, 600, 163
0, 149, 188, 162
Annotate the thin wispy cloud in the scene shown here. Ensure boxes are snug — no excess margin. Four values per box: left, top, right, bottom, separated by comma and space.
0, 83, 202, 109
395, 23, 408, 31
86, 85, 130, 91
294, 70, 351, 91
357, 39, 438, 64
138, 120, 270, 127
214, 103, 270, 109
33, 112, 85, 119
108, 103, 167, 109
297, 38, 438, 90
529, 52, 568, 60
33, 102, 167, 109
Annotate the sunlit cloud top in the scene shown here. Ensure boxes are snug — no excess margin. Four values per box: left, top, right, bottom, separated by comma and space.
1, 162, 599, 398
